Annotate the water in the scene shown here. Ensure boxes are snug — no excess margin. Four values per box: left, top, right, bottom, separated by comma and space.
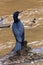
0, 10, 43, 64
31, 47, 43, 54
0, 42, 43, 65
0, 0, 43, 65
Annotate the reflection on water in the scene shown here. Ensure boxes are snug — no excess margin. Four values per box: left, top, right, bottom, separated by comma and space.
31, 47, 43, 54
0, 41, 14, 51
